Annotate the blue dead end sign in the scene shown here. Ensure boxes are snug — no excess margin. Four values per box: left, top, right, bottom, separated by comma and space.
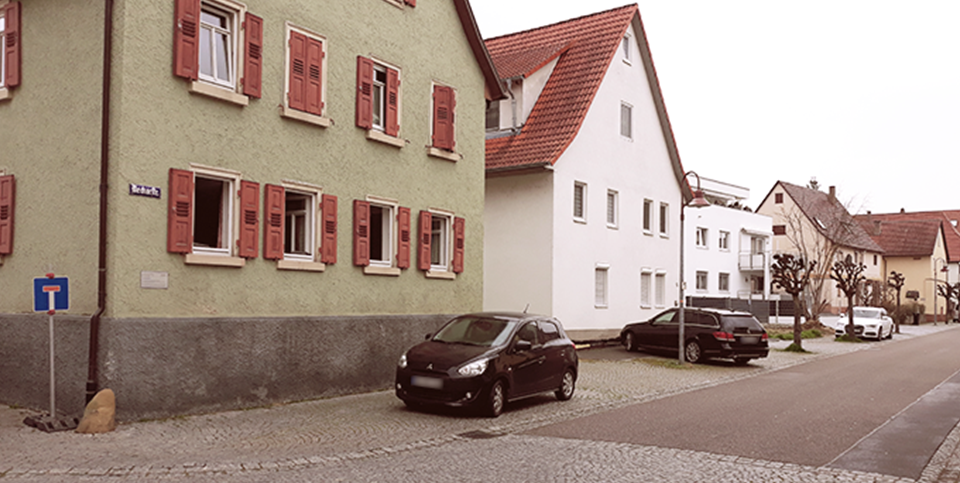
34, 275, 69, 313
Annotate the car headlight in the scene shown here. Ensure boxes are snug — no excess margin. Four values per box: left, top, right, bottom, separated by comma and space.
398, 353, 408, 368
458, 358, 489, 377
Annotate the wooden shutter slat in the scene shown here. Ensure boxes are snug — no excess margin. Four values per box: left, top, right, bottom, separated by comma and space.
321, 194, 337, 264
353, 200, 370, 266
418, 210, 431, 271
397, 207, 411, 269
238, 181, 259, 258
453, 217, 465, 273
385, 68, 400, 136
0, 174, 15, 255
288, 32, 307, 112
3, 2, 20, 88
264, 184, 285, 260
306, 38, 324, 115
167, 168, 194, 253
432, 85, 455, 151
173, 0, 200, 80
355, 56, 374, 129
242, 13, 263, 98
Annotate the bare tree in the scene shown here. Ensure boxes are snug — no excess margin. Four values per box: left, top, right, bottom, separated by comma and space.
888, 271, 904, 333
936, 282, 959, 325
831, 255, 867, 340
771, 253, 816, 349
779, 207, 843, 319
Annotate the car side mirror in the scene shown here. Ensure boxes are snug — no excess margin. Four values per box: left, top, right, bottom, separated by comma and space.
514, 340, 532, 352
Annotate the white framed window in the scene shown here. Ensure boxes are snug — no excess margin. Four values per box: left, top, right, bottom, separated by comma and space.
620, 102, 632, 139
191, 165, 242, 260
655, 272, 666, 307
199, 1, 240, 90
719, 272, 730, 292
696, 271, 708, 291
696, 227, 708, 248
574, 182, 587, 223
372, 64, 388, 131
368, 197, 398, 269
643, 198, 653, 234
719, 231, 730, 250
282, 24, 330, 127
659, 203, 669, 237
356, 56, 404, 147
595, 265, 609, 308
752, 236, 765, 254
606, 189, 618, 228
0, 13, 5, 89
280, 182, 323, 265
640, 270, 652, 308
430, 211, 451, 272
622, 35, 632, 64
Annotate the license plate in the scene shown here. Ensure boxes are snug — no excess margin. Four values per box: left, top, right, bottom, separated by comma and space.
411, 376, 443, 389
739, 336, 759, 345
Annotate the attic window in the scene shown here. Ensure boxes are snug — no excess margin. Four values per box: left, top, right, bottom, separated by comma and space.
952, 220, 958, 227
485, 100, 499, 131
622, 35, 632, 64
775, 193, 783, 204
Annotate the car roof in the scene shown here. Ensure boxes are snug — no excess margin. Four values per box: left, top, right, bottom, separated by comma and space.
692, 307, 755, 317
457, 311, 548, 322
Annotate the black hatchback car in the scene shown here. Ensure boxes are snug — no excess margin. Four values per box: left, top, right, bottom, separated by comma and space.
395, 312, 578, 417
620, 308, 769, 365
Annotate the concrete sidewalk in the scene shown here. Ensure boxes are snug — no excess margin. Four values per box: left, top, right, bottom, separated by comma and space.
2, 324, 959, 481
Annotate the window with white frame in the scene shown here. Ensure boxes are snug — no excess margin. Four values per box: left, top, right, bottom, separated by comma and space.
595, 266, 609, 308
620, 102, 632, 139
655, 272, 666, 307
355, 56, 402, 145
659, 203, 669, 236
719, 231, 730, 250
696, 227, 708, 248
369, 200, 397, 267
640, 270, 652, 308
430, 213, 450, 271
621, 35, 632, 64
643, 198, 653, 234
719, 272, 730, 292
752, 236, 765, 254
696, 271, 708, 291
372, 64, 388, 130
199, 2, 240, 89
606, 190, 618, 228
284, 191, 313, 258
193, 172, 238, 255
574, 182, 586, 222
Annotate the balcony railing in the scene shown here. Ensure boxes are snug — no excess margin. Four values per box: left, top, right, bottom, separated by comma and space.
739, 252, 766, 271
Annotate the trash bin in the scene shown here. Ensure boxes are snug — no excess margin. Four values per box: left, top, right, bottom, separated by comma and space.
913, 311, 920, 326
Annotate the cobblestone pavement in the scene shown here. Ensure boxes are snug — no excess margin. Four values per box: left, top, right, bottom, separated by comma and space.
2, 324, 959, 482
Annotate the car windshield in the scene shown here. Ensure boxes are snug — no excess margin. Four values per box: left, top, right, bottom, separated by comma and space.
853, 308, 882, 319
721, 315, 763, 332
432, 316, 518, 347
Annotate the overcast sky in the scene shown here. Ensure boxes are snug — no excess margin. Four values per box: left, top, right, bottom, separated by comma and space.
470, 1, 960, 214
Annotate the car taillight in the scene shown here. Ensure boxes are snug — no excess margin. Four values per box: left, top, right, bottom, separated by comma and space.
713, 331, 735, 342
761, 333, 768, 341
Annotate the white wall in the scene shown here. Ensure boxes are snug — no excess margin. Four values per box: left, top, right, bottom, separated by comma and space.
684, 205, 773, 300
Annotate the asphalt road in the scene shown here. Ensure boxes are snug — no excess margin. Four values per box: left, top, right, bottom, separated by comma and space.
527, 328, 960, 479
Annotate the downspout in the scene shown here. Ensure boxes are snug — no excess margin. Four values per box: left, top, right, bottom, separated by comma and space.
507, 78, 518, 134
87, 0, 114, 404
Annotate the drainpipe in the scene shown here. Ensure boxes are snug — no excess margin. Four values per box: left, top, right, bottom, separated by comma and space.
87, 0, 114, 404
506, 78, 518, 134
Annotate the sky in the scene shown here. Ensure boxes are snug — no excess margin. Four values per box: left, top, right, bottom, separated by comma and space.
470, 1, 960, 214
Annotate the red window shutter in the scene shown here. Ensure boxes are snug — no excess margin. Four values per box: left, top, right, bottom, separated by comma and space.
0, 174, 15, 255
173, 0, 200, 80
355, 56, 374, 129
167, 168, 194, 253
432, 85, 455, 151
397, 207, 411, 269
353, 200, 370, 266
453, 217, 465, 273
418, 210, 432, 271
305, 38, 324, 115
288, 31, 307, 112
321, 194, 337, 264
385, 68, 400, 136
263, 184, 285, 260
3, 2, 20, 88
242, 13, 263, 98
237, 181, 259, 258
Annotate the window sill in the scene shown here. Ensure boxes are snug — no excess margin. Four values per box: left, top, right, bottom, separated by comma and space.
278, 259, 326, 272
595, 305, 608, 309
607, 224, 618, 230
427, 147, 461, 162
364, 265, 401, 276
425, 270, 456, 280
185, 253, 246, 267
659, 233, 669, 239
366, 129, 405, 148
189, 81, 249, 107
574, 218, 586, 225
0, 88, 10, 102
281, 106, 332, 128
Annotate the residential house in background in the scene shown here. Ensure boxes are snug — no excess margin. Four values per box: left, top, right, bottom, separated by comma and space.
756, 182, 884, 315
683, 177, 772, 320
0, 0, 503, 421
482, 5, 692, 339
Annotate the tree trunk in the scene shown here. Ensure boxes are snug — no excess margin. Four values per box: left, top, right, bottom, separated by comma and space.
792, 295, 803, 349
844, 295, 857, 340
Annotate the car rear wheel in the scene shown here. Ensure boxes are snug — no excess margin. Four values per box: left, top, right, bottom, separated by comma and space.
482, 380, 506, 417
877, 327, 883, 341
555, 369, 576, 401
624, 332, 637, 352
684, 340, 702, 364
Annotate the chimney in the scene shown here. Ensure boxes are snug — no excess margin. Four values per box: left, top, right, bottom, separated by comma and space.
828, 186, 836, 202
900, 208, 906, 213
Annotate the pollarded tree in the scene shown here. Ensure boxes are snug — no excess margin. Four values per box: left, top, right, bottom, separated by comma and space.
888, 271, 904, 333
771, 253, 816, 349
936, 282, 959, 325
831, 255, 866, 340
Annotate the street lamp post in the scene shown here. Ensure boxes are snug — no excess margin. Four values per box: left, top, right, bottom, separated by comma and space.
678, 171, 710, 364
934, 258, 948, 325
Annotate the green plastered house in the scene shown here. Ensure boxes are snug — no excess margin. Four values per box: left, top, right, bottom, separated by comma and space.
0, 0, 503, 421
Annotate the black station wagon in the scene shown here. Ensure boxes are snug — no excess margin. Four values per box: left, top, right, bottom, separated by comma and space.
620, 307, 769, 365
396, 312, 579, 417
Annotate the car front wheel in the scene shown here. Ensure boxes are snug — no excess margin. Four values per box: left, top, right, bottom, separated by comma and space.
555, 369, 575, 401
684, 340, 702, 364
483, 379, 506, 417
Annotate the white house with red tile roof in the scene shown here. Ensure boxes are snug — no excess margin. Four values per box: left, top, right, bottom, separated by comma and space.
482, 5, 694, 338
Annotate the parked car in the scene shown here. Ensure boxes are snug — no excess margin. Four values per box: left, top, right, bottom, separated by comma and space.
620, 308, 769, 365
395, 312, 579, 417
834, 307, 894, 340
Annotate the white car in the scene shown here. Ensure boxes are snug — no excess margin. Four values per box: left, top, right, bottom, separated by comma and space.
835, 307, 894, 340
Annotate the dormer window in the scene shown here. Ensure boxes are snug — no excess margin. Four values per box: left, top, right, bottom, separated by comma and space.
622, 35, 632, 64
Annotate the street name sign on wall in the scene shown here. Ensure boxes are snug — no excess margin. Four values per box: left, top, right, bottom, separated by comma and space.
33, 276, 69, 313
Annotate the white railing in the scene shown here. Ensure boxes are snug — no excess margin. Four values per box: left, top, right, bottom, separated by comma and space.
739, 252, 766, 271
